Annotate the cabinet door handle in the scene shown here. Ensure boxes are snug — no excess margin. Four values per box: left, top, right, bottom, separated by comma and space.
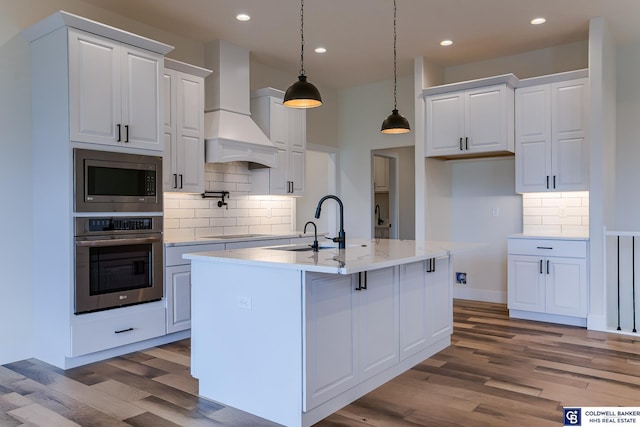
539, 259, 543, 274
356, 272, 362, 290
553, 175, 556, 189
124, 125, 129, 142
117, 124, 121, 142
426, 259, 432, 273
432, 258, 436, 272
465, 137, 469, 150
179, 174, 183, 189
290, 181, 294, 193
459, 137, 463, 151
546, 175, 550, 189
547, 260, 550, 274
362, 271, 367, 290
173, 174, 178, 189
114, 327, 134, 334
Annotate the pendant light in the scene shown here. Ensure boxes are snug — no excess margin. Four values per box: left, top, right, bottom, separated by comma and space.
284, 0, 322, 108
381, 0, 410, 134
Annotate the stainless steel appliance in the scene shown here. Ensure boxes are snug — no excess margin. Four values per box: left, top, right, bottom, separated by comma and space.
75, 216, 163, 314
74, 148, 162, 213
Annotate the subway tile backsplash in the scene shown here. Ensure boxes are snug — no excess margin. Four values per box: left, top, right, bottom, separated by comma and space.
163, 162, 293, 241
522, 191, 589, 237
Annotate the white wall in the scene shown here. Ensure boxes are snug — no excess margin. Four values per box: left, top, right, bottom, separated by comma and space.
587, 17, 617, 330
0, 30, 33, 365
615, 43, 640, 229
339, 76, 414, 238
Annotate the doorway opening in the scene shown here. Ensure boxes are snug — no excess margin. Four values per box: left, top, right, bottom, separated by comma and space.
371, 147, 415, 240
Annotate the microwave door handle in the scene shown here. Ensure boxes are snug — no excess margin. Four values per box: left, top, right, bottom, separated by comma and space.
75, 236, 161, 247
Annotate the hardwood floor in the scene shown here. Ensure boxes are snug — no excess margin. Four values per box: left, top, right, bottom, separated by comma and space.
2, 300, 640, 426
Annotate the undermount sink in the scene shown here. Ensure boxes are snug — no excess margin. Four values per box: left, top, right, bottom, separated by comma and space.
200, 234, 269, 239
269, 244, 367, 252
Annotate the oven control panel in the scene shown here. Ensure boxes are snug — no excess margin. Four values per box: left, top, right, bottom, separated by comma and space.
88, 217, 153, 232
75, 216, 162, 236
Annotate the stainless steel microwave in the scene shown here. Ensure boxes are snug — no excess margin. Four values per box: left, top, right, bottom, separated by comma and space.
74, 148, 162, 213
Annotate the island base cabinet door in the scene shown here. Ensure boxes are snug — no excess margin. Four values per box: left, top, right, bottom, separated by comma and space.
399, 261, 429, 360
358, 267, 399, 381
304, 273, 358, 411
427, 257, 453, 342
399, 257, 451, 361
545, 257, 587, 317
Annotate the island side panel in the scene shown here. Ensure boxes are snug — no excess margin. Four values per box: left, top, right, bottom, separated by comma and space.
190, 260, 304, 427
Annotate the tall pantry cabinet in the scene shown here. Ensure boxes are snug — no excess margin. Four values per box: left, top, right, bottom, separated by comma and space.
22, 11, 173, 369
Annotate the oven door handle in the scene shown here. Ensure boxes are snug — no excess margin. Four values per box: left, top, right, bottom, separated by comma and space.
75, 236, 161, 247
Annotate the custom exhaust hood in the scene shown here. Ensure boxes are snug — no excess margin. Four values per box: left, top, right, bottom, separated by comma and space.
203, 40, 277, 168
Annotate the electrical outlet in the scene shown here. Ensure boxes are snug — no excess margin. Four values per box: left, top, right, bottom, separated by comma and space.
237, 296, 252, 309
492, 207, 500, 217
456, 272, 467, 285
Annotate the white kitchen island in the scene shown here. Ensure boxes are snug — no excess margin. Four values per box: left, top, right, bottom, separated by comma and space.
185, 239, 463, 427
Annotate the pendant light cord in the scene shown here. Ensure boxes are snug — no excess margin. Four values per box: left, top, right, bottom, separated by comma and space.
393, 0, 398, 110
299, 0, 306, 76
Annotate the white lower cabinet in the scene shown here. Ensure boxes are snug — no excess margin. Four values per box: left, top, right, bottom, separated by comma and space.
304, 267, 398, 410
507, 237, 588, 324
164, 238, 292, 333
164, 243, 224, 333
71, 301, 166, 356
304, 261, 449, 411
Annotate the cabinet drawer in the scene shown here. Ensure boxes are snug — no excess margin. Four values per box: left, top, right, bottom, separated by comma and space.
225, 238, 288, 250
508, 238, 587, 258
165, 243, 225, 266
71, 301, 166, 356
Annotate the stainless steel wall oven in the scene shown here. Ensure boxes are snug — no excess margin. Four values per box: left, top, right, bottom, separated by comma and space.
74, 216, 163, 314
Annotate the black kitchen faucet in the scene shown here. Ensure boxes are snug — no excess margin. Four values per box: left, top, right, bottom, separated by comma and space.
315, 195, 345, 249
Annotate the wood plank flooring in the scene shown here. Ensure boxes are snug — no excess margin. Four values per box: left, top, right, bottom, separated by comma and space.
2, 299, 640, 426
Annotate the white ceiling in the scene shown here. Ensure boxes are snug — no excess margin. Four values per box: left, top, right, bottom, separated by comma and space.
82, 0, 640, 89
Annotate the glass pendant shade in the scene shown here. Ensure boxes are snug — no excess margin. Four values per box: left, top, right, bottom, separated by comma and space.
381, 109, 411, 134
283, 75, 322, 108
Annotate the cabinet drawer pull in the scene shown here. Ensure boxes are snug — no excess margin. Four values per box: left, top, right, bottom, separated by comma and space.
114, 327, 134, 334
536, 246, 553, 250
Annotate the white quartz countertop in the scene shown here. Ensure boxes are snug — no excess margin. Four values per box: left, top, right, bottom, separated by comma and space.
183, 238, 480, 274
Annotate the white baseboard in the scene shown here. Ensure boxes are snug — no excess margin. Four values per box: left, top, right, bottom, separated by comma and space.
453, 286, 506, 304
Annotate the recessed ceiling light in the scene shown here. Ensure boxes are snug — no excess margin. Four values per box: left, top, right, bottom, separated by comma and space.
531, 17, 546, 25
440, 40, 453, 47
236, 13, 251, 21
314, 47, 327, 53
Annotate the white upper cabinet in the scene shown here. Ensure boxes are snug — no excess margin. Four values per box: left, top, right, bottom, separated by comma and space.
423, 75, 517, 159
69, 29, 164, 151
250, 88, 306, 195
515, 72, 589, 193
163, 59, 211, 193
373, 155, 390, 192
